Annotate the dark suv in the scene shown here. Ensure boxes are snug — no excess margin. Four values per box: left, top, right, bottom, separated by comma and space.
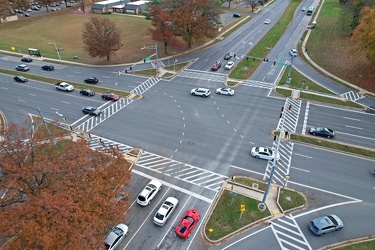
41, 64, 55, 71
84, 77, 99, 84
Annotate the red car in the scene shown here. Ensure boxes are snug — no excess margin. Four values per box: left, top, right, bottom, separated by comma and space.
175, 209, 200, 239
211, 61, 221, 71
102, 93, 120, 101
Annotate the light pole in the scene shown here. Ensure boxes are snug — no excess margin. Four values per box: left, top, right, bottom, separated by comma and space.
141, 44, 159, 71
286, 55, 294, 86
49, 42, 61, 62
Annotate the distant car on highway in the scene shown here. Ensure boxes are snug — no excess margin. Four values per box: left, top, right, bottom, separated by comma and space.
289, 48, 298, 57
309, 214, 343, 236
224, 52, 233, 60
137, 180, 162, 206
191, 88, 211, 97
225, 61, 234, 70
153, 197, 179, 226
302, 7, 306, 11
216, 87, 234, 96
264, 19, 270, 24
104, 224, 128, 250
309, 127, 335, 138
15, 64, 29, 71
14, 75, 28, 83
80, 88, 95, 96
41, 64, 54, 71
84, 77, 99, 84
21, 57, 33, 62
82, 106, 102, 116
55, 82, 74, 92
211, 61, 222, 71
175, 209, 200, 239
102, 93, 120, 101
251, 147, 279, 161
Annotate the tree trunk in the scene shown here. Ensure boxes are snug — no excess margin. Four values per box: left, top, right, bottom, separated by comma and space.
164, 41, 168, 54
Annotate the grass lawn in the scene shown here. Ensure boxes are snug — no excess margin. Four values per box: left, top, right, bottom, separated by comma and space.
275, 88, 292, 97
299, 93, 363, 108
205, 190, 270, 241
333, 240, 375, 250
232, 177, 267, 191
305, 0, 375, 92
278, 189, 305, 212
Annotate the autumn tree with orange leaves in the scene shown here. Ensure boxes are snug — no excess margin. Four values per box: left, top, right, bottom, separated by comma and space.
0, 118, 131, 249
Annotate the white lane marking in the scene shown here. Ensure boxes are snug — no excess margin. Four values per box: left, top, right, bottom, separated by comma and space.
249, 141, 255, 144
132, 169, 213, 203
336, 131, 375, 141
302, 101, 309, 135
295, 200, 362, 219
156, 196, 192, 249
66, 75, 74, 77
50, 107, 59, 111
290, 166, 310, 172
29, 93, 36, 96
293, 153, 312, 159
204, 58, 209, 62
343, 117, 360, 121
61, 101, 70, 104
18, 99, 25, 102
73, 71, 81, 74
101, 76, 110, 78
240, 135, 244, 138
345, 125, 363, 130
1, 87, 8, 90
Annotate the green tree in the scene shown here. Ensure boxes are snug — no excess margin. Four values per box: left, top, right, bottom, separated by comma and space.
82, 16, 123, 61
0, 119, 131, 249
351, 6, 375, 62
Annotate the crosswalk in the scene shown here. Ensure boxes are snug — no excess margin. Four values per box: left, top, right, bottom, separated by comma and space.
242, 79, 276, 89
176, 69, 227, 82
264, 98, 301, 185
74, 77, 160, 132
340, 91, 364, 102
89, 135, 228, 192
271, 214, 312, 250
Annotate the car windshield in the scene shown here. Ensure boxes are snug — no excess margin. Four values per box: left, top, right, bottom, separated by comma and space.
112, 227, 124, 236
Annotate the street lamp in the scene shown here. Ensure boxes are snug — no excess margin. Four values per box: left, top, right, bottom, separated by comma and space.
141, 44, 159, 71
48, 42, 61, 62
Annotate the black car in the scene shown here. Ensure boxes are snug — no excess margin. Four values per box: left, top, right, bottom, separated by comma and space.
21, 57, 33, 62
233, 13, 241, 18
80, 88, 95, 96
82, 106, 102, 116
224, 52, 233, 60
309, 127, 335, 138
84, 77, 99, 84
14, 75, 28, 83
41, 64, 54, 71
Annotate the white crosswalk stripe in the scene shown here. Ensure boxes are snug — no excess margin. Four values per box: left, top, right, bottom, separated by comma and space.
176, 69, 227, 82
242, 79, 276, 89
340, 91, 364, 102
271, 215, 312, 250
74, 77, 160, 132
89, 135, 228, 192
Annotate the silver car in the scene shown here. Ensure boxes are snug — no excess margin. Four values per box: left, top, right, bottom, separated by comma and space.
104, 224, 128, 250
309, 214, 343, 236
153, 197, 179, 226
191, 88, 211, 97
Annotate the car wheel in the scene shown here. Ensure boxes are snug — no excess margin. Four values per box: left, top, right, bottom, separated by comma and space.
227, 93, 231, 96
159, 186, 162, 191
148, 200, 151, 205
312, 132, 316, 135
327, 135, 331, 138
255, 155, 259, 159
191, 93, 195, 96
204, 95, 207, 97
336, 227, 342, 231
80, 92, 83, 95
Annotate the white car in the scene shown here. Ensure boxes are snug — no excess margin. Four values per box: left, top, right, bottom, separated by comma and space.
191, 88, 211, 97
153, 197, 179, 226
104, 224, 128, 250
216, 87, 234, 96
137, 180, 162, 206
264, 19, 270, 24
289, 48, 298, 57
302, 7, 306, 11
251, 147, 279, 161
225, 61, 234, 70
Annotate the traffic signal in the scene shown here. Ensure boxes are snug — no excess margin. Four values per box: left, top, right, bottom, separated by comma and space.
273, 61, 276, 65
143, 59, 146, 63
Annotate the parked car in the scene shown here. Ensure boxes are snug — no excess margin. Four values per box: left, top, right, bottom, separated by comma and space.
175, 209, 200, 239
289, 48, 298, 57
14, 75, 28, 83
80, 88, 95, 96
137, 180, 162, 206
102, 93, 120, 101
82, 106, 102, 116
309, 214, 343, 236
264, 19, 271, 24
41, 64, 54, 71
309, 127, 335, 138
153, 197, 179, 226
233, 13, 241, 18
211, 61, 222, 71
24, 13, 30, 17
224, 52, 233, 60
251, 147, 279, 161
31, 6, 39, 10
104, 224, 128, 250
21, 57, 32, 63
191, 88, 211, 97
25, 9, 32, 12
15, 64, 29, 71
225, 61, 234, 70
84, 77, 99, 84
216, 87, 234, 96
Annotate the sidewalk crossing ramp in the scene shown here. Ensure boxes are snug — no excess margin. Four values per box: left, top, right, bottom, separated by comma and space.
340, 91, 364, 102
89, 135, 228, 192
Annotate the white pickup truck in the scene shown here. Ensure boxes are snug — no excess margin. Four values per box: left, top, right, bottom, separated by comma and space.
55, 82, 74, 92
